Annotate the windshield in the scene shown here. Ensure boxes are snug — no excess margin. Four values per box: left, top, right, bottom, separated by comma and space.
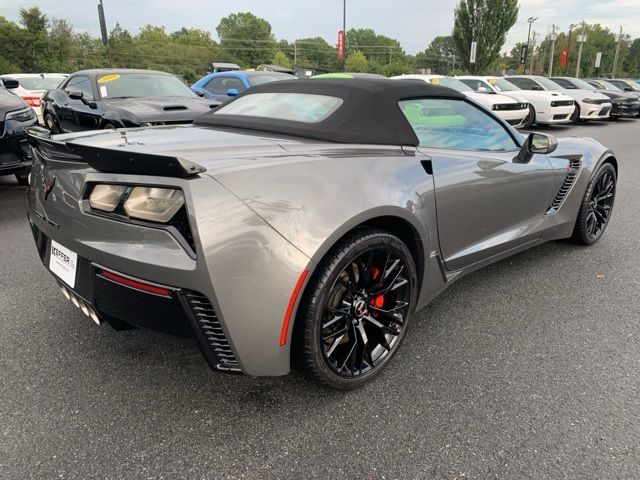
535, 77, 564, 91
247, 74, 296, 87
430, 77, 473, 92
601, 81, 622, 91
570, 78, 597, 90
214, 92, 343, 123
96, 73, 196, 99
12, 76, 65, 90
489, 78, 521, 92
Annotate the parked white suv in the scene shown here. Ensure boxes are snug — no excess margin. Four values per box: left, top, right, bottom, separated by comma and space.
457, 76, 575, 128
504, 75, 611, 123
0, 73, 67, 124
391, 74, 529, 127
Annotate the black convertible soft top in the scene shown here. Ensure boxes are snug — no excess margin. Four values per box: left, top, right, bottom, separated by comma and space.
195, 78, 464, 146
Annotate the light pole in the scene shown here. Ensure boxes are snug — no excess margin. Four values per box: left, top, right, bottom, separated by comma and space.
575, 22, 587, 78
565, 23, 578, 75
548, 25, 558, 76
525, 17, 538, 74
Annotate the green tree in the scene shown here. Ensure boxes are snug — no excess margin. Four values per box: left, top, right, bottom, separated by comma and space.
452, 0, 519, 73
416, 35, 461, 72
272, 50, 291, 68
293, 37, 338, 70
345, 50, 368, 72
623, 38, 640, 77
0, 16, 24, 72
347, 28, 405, 65
19, 7, 51, 71
216, 12, 275, 67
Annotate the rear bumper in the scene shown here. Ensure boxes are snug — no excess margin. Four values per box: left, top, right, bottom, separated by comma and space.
28, 219, 242, 373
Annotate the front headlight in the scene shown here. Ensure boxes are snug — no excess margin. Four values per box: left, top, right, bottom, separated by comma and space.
582, 98, 600, 105
89, 184, 127, 212
123, 187, 184, 222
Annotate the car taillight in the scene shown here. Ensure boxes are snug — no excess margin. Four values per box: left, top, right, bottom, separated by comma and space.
22, 96, 41, 108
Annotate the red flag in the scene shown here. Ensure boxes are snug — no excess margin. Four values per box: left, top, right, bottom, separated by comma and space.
559, 48, 568, 67
336, 30, 345, 60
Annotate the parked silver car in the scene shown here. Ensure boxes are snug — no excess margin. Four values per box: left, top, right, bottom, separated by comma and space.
26, 79, 618, 389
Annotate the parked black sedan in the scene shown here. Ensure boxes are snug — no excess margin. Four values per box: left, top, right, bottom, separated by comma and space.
42, 69, 218, 133
551, 77, 640, 119
1, 78, 37, 184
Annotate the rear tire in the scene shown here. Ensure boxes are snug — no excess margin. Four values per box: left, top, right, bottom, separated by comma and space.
292, 229, 417, 390
570, 163, 616, 245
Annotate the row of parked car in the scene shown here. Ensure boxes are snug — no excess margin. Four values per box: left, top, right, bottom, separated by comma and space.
1, 67, 639, 184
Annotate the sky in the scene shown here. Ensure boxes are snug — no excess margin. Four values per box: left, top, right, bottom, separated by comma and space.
1, 0, 639, 55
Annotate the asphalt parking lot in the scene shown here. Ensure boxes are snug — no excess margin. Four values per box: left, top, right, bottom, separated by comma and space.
1, 119, 639, 480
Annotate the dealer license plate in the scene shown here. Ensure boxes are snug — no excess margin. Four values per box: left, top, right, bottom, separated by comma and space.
49, 240, 78, 288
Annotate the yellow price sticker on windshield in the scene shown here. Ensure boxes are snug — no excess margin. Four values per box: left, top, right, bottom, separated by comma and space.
431, 77, 440, 85
97, 74, 120, 83
487, 78, 497, 85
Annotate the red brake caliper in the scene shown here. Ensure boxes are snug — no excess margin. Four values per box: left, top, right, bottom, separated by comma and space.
369, 267, 383, 316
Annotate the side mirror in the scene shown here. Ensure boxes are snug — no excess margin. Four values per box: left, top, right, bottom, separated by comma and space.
194, 90, 205, 97
625, 87, 633, 92
68, 90, 84, 100
531, 85, 543, 91
478, 86, 488, 92
514, 133, 558, 163
226, 88, 239, 97
3, 78, 19, 89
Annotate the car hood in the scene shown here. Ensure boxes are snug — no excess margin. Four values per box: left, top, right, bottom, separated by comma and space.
558, 89, 610, 102
0, 88, 28, 116
504, 90, 573, 102
102, 96, 216, 121
464, 91, 519, 107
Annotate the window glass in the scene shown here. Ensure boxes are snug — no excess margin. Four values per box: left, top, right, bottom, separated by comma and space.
534, 77, 564, 90
95, 73, 195, 98
205, 76, 245, 95
214, 92, 343, 123
459, 79, 493, 92
551, 78, 573, 88
490, 78, 521, 92
12, 76, 65, 90
64, 76, 94, 100
248, 74, 296, 86
507, 77, 538, 90
399, 98, 519, 152
428, 77, 473, 92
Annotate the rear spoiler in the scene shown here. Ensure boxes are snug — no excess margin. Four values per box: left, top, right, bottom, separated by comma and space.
26, 126, 206, 178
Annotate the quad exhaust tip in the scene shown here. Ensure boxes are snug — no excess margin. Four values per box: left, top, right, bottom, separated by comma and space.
60, 285, 103, 325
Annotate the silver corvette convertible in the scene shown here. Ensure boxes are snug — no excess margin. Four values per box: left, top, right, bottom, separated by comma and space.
26, 78, 617, 389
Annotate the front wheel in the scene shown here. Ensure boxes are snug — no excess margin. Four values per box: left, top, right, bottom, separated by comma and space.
44, 113, 60, 133
570, 105, 581, 124
15, 173, 29, 186
293, 229, 417, 389
570, 163, 617, 245
521, 105, 536, 129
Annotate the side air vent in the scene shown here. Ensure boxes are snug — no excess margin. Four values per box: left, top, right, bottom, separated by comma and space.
183, 291, 241, 373
547, 159, 581, 215
163, 105, 188, 111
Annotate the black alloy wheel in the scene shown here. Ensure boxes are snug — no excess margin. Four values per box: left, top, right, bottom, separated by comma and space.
571, 162, 616, 245
293, 230, 417, 389
44, 113, 60, 134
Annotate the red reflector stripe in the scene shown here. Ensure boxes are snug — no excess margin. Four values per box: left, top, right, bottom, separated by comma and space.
100, 270, 171, 297
279, 270, 309, 346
